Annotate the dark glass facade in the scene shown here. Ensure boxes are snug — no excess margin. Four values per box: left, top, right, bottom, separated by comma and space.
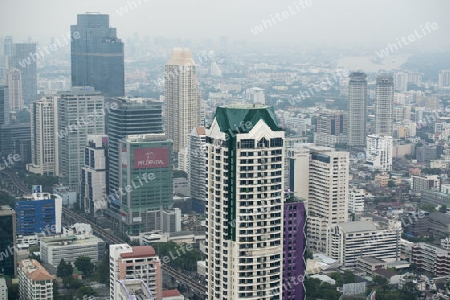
10, 43, 38, 105
119, 136, 173, 236
0, 207, 16, 277
107, 99, 164, 193
71, 13, 124, 97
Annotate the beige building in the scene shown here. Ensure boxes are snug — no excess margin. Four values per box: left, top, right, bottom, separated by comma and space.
27, 96, 59, 175
18, 259, 53, 300
164, 48, 200, 156
6, 68, 23, 110
307, 147, 349, 252
110, 244, 162, 300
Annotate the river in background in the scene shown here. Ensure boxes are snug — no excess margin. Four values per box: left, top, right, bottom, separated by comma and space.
337, 53, 411, 73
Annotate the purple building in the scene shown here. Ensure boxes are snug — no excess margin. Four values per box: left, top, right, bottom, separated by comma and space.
283, 200, 306, 300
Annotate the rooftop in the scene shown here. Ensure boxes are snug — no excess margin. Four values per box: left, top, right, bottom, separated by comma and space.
162, 289, 182, 297
357, 256, 385, 264
429, 212, 450, 225
19, 259, 53, 281
339, 221, 377, 233
214, 104, 282, 134
121, 246, 156, 259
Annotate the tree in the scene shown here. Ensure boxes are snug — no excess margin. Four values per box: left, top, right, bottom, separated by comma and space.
343, 270, 356, 283
62, 276, 83, 289
421, 203, 437, 213
330, 271, 343, 286
387, 180, 396, 188
439, 205, 447, 213
57, 258, 73, 278
52, 280, 60, 300
373, 275, 389, 286
76, 286, 97, 299
74, 256, 94, 276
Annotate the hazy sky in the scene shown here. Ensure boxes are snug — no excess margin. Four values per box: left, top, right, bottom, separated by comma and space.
1, 0, 449, 49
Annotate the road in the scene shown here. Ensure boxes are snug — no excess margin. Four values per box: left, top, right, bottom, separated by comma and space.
0, 169, 29, 194
161, 264, 207, 294
62, 207, 207, 295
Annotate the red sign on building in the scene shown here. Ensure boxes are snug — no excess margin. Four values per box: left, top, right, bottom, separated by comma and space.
134, 147, 169, 169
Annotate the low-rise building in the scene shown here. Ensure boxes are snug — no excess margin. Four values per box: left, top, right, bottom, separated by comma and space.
348, 188, 365, 213
429, 212, 450, 239
355, 256, 387, 276
327, 221, 400, 268
40, 224, 105, 267
411, 242, 450, 275
117, 279, 154, 300
18, 259, 53, 300
411, 175, 440, 193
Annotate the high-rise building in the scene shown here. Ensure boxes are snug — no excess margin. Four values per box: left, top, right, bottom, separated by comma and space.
81, 135, 109, 216
205, 104, 285, 299
6, 68, 23, 110
210, 61, 222, 77
107, 98, 163, 193
110, 244, 162, 300
18, 259, 53, 300
0, 205, 16, 277
0, 122, 31, 164
306, 146, 349, 252
27, 96, 59, 175
119, 134, 173, 236
394, 72, 408, 91
314, 110, 347, 147
366, 134, 393, 171
438, 70, 450, 90
188, 126, 207, 202
246, 87, 265, 104
15, 191, 62, 236
0, 85, 9, 127
164, 48, 200, 155
10, 43, 37, 105
57, 87, 105, 191
347, 72, 367, 148
375, 74, 394, 136
283, 199, 306, 300
71, 13, 124, 97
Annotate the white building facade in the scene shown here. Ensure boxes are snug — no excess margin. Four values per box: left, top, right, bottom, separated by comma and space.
366, 134, 393, 171
28, 95, 59, 176
307, 147, 349, 252
81, 134, 108, 215
327, 221, 400, 268
188, 126, 207, 202
205, 105, 285, 299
